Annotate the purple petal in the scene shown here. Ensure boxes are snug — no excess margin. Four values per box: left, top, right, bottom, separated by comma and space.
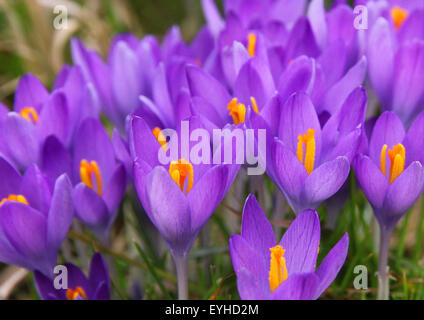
367, 18, 395, 109
235, 268, 268, 300
403, 111, 424, 166
103, 164, 126, 214
47, 174, 73, 254
383, 162, 424, 226
0, 156, 22, 199
241, 194, 276, 265
271, 272, 319, 300
313, 233, 349, 299
89, 252, 110, 299
354, 155, 389, 209
73, 183, 110, 232
369, 111, 405, 166
13, 74, 49, 113
144, 166, 191, 255
38, 92, 69, 145
280, 209, 321, 274
201, 0, 224, 37
279, 92, 322, 156
20, 164, 51, 215
302, 157, 350, 209
308, 0, 327, 50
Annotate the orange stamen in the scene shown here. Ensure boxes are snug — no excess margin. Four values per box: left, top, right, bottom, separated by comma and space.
0, 194, 28, 207
79, 159, 103, 195
19, 107, 38, 124
66, 286, 87, 300
247, 33, 257, 57
169, 159, 194, 194
296, 129, 316, 175
227, 98, 246, 125
380, 143, 406, 184
391, 6, 408, 29
269, 245, 288, 292
152, 127, 167, 151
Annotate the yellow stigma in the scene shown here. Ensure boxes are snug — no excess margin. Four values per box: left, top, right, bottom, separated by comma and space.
66, 286, 87, 300
79, 159, 103, 196
0, 194, 28, 207
152, 127, 167, 151
247, 33, 257, 57
268, 245, 288, 292
250, 97, 259, 114
169, 159, 194, 194
296, 129, 316, 175
391, 6, 408, 30
227, 98, 246, 125
19, 107, 38, 124
380, 143, 405, 184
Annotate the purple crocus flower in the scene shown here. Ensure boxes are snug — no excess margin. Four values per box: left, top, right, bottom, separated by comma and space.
0, 70, 98, 172
72, 118, 127, 243
365, 3, 424, 125
263, 91, 365, 214
130, 115, 239, 299
0, 156, 73, 276
230, 194, 349, 300
34, 252, 110, 300
354, 111, 424, 299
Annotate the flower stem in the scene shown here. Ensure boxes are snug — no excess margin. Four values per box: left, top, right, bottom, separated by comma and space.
377, 227, 393, 300
174, 254, 188, 300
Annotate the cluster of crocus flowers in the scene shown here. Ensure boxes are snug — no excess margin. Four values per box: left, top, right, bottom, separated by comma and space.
230, 195, 349, 299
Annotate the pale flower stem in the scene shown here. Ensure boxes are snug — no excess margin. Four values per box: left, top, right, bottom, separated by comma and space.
174, 254, 188, 300
377, 227, 393, 300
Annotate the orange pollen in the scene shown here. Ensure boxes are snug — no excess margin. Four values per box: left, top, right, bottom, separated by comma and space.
296, 129, 316, 175
152, 127, 167, 151
79, 159, 103, 196
0, 194, 28, 207
268, 245, 288, 292
391, 6, 408, 29
227, 98, 246, 125
250, 97, 259, 114
66, 286, 87, 300
247, 33, 257, 57
19, 107, 38, 124
169, 159, 194, 194
380, 143, 405, 184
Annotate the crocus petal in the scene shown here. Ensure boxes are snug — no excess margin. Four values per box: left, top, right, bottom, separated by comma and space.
20, 164, 51, 215
392, 40, 424, 124
383, 162, 424, 227
284, 17, 320, 63
65, 262, 93, 297
354, 155, 389, 209
369, 111, 405, 166
313, 233, 349, 299
367, 18, 395, 109
280, 209, 320, 274
38, 92, 69, 145
241, 194, 276, 266
46, 174, 73, 254
321, 56, 367, 115
89, 252, 110, 299
1, 113, 40, 171
308, 0, 327, 50
103, 164, 126, 214
279, 92, 322, 156
73, 118, 116, 185
40, 136, 72, 188
188, 165, 229, 232
271, 140, 308, 203
13, 74, 49, 113
34, 271, 60, 300
271, 273, 319, 300
0, 202, 51, 274
144, 166, 191, 255
0, 156, 22, 199
236, 268, 268, 300
73, 183, 110, 232
277, 56, 316, 105
403, 111, 424, 166
229, 234, 269, 295
186, 65, 231, 122
201, 0, 224, 37
302, 157, 350, 209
